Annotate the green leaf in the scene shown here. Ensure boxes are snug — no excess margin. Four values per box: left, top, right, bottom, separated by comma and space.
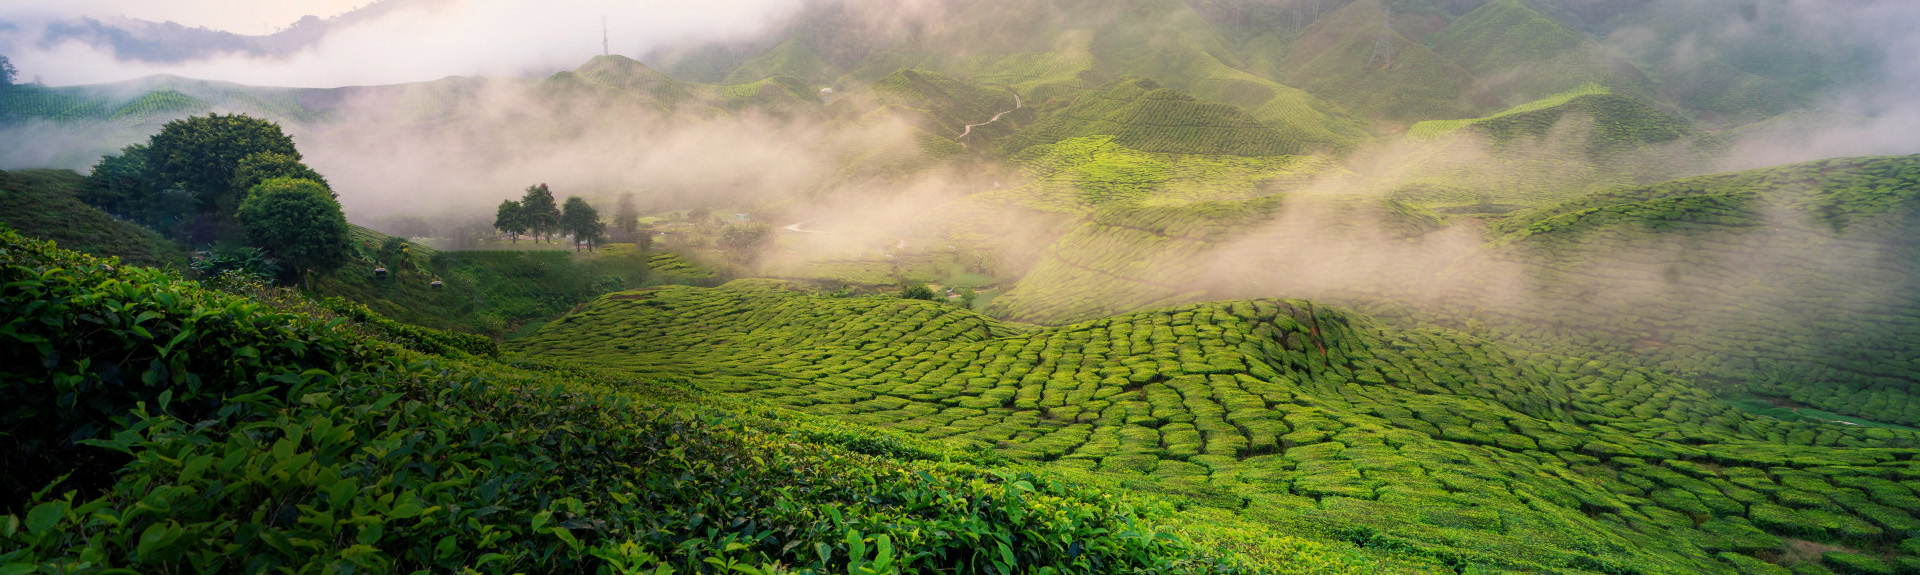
871, 534, 895, 572
0, 564, 38, 575
25, 501, 65, 536
135, 521, 179, 560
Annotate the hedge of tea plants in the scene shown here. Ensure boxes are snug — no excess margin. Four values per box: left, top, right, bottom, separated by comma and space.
516, 277, 1920, 574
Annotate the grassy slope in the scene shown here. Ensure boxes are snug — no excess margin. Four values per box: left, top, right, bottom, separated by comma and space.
0, 169, 186, 269
0, 229, 1367, 574
516, 278, 1920, 575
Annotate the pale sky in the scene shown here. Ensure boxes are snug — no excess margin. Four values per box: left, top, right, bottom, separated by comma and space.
4, 0, 374, 34
0, 0, 804, 87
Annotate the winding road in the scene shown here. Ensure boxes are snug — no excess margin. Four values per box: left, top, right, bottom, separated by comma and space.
958, 88, 1024, 146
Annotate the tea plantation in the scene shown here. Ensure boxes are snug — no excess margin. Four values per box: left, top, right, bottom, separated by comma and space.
0, 229, 1382, 574
1396, 156, 1920, 429
514, 278, 1920, 574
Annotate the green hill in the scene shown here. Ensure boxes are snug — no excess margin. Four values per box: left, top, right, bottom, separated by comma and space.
1, 229, 1365, 574
541, 55, 821, 117
1436, 157, 1920, 429
1466, 93, 1702, 159
514, 277, 1920, 574
0, 169, 186, 269
1275, 0, 1480, 123
1002, 77, 1308, 157
1431, 0, 1652, 103
866, 69, 1024, 141
1387, 89, 1716, 208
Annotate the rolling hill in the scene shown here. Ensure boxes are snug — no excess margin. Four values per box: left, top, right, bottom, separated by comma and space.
1001, 77, 1311, 157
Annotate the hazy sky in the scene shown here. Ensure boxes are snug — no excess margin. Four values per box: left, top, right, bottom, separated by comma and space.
0, 0, 804, 87
2, 0, 375, 34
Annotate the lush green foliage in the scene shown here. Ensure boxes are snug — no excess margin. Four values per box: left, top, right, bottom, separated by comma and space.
520, 184, 562, 243
561, 196, 606, 250
0, 230, 1362, 574
236, 177, 352, 285
230, 151, 329, 203
494, 199, 528, 242
145, 113, 301, 216
514, 278, 1920, 574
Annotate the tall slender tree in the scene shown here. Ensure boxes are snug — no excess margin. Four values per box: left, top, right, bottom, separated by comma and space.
493, 199, 527, 243
519, 184, 561, 242
561, 196, 605, 251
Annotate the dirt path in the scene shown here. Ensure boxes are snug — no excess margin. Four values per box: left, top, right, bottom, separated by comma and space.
958, 88, 1024, 145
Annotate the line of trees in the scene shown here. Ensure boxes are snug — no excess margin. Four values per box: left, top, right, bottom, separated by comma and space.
492, 184, 607, 251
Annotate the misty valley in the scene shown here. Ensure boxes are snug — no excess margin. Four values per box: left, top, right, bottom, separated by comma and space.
7, 0, 1920, 574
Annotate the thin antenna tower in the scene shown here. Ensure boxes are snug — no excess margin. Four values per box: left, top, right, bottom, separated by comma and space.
1365, 2, 1393, 71
602, 15, 609, 56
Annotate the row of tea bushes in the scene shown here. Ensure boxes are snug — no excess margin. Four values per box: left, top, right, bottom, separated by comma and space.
517, 278, 1920, 573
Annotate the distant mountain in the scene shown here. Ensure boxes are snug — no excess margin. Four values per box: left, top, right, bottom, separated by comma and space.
35, 0, 436, 63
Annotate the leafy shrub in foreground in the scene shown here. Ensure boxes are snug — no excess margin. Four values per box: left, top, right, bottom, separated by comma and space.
0, 229, 362, 507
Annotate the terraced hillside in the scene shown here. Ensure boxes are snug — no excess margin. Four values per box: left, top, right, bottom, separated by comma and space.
1434, 156, 1920, 428
517, 279, 1920, 574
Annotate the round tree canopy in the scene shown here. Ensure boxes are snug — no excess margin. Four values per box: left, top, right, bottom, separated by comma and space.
236, 177, 351, 283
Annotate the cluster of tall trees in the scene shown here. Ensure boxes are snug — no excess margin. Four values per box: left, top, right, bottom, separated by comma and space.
84, 113, 349, 287
492, 184, 607, 251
